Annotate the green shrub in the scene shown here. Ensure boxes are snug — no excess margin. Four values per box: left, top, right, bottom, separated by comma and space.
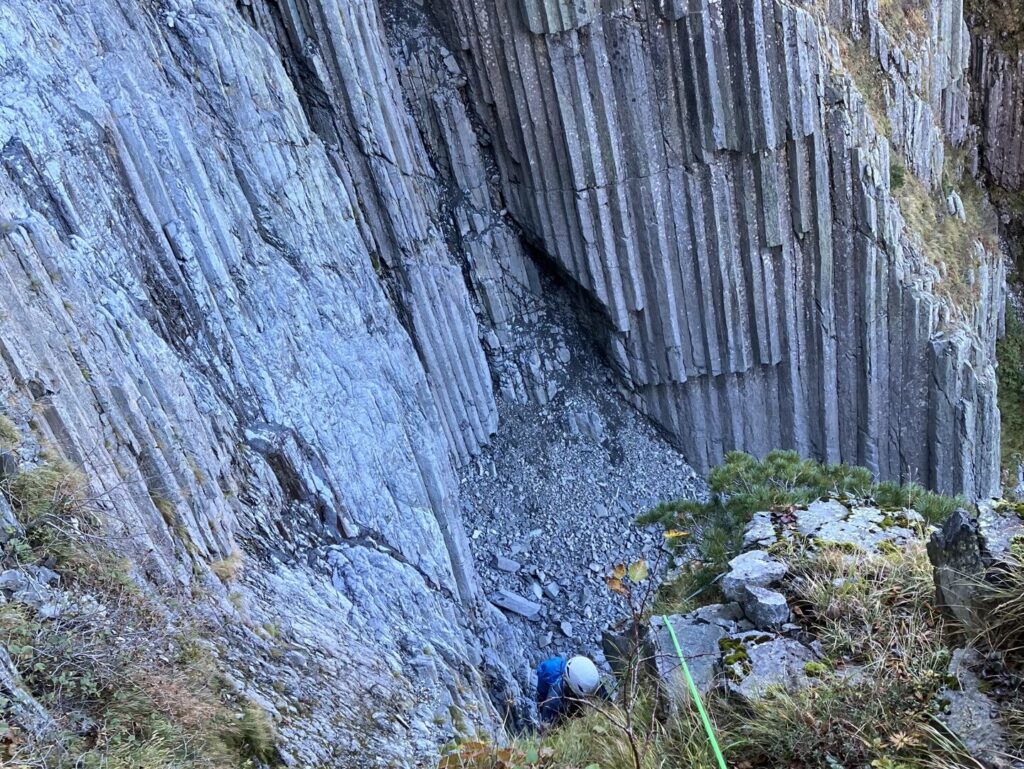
890, 159, 907, 190
640, 451, 964, 611
477, 538, 979, 769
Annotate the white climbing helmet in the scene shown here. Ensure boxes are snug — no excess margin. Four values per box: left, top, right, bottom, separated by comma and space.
564, 655, 600, 696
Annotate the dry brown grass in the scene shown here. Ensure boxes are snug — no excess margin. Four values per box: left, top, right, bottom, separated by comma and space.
893, 149, 1000, 316
0, 414, 20, 449
965, 0, 1024, 52
210, 548, 243, 582
0, 455, 277, 768
878, 0, 929, 40
841, 39, 892, 137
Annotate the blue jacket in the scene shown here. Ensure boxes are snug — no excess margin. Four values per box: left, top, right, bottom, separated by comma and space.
535, 656, 571, 723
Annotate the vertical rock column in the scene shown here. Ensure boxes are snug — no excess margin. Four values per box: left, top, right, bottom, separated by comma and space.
436, 0, 1002, 497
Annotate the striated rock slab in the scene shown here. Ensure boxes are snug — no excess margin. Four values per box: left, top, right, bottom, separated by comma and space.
647, 614, 726, 704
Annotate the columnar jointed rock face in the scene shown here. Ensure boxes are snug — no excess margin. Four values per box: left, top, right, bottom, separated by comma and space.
437, 0, 1004, 497
0, 0, 522, 763
970, 38, 1024, 191
0, 0, 1012, 763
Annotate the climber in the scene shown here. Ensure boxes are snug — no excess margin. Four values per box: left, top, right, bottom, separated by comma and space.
535, 654, 608, 727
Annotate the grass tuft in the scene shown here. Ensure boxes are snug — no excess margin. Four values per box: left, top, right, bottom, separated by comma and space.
210, 549, 243, 583
0, 453, 279, 768
0, 415, 20, 449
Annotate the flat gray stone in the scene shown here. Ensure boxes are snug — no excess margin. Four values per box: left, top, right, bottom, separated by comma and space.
940, 649, 1007, 766
490, 590, 541, 620
648, 615, 725, 708
730, 636, 815, 700
794, 499, 849, 537
492, 554, 521, 573
688, 602, 746, 628
721, 550, 787, 602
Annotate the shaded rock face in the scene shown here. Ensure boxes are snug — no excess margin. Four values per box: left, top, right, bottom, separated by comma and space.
927, 509, 991, 627
436, 0, 1003, 497
971, 37, 1024, 192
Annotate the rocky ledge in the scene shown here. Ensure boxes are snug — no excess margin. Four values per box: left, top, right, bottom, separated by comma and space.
620, 497, 1024, 768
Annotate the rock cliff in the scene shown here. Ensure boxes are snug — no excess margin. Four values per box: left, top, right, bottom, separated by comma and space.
0, 0, 1012, 764
435, 0, 1004, 498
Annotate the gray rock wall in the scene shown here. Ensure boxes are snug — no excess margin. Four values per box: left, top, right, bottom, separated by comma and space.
972, 37, 1024, 191
0, 0, 1010, 763
437, 0, 1003, 497
0, 0, 519, 764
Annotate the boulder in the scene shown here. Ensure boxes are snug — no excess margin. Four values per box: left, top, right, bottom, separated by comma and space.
646, 615, 725, 707
721, 550, 787, 602
0, 450, 17, 480
728, 635, 815, 700
739, 585, 790, 630
0, 569, 28, 593
927, 510, 990, 627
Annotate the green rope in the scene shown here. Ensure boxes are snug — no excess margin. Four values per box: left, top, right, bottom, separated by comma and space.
661, 614, 728, 769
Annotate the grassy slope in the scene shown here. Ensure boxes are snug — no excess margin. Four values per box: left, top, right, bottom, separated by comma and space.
0, 426, 276, 769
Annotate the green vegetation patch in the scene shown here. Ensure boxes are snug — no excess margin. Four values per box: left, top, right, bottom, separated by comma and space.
0, 415, 19, 450
998, 301, 1024, 476
965, 0, 1024, 52
638, 451, 964, 612
0, 454, 278, 768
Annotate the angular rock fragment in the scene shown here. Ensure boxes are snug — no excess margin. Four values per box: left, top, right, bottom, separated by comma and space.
728, 635, 815, 701
739, 585, 790, 630
492, 554, 521, 573
721, 550, 787, 602
647, 615, 725, 708
490, 590, 542, 620
927, 510, 990, 627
